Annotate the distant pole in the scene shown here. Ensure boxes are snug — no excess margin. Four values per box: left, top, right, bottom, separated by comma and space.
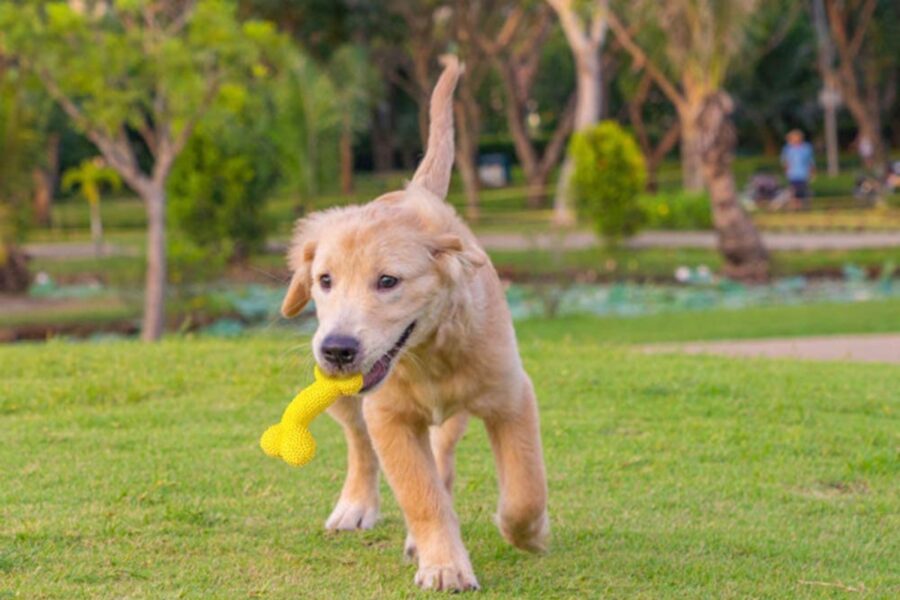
812, 0, 840, 176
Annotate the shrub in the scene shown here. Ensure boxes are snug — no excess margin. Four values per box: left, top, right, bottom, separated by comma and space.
569, 121, 647, 245
640, 190, 713, 230
168, 101, 278, 262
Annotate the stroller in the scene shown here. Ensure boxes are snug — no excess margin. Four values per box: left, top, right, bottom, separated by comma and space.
741, 172, 795, 211
854, 160, 900, 206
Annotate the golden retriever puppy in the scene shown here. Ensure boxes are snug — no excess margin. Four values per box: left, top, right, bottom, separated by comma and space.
280, 56, 548, 592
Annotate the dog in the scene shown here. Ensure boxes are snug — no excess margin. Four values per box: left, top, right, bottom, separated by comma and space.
280, 56, 548, 592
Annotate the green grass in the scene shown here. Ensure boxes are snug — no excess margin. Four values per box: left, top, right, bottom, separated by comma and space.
488, 245, 900, 279
515, 299, 900, 344
1, 316, 899, 598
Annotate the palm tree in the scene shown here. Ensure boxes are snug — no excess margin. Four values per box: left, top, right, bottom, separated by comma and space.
62, 157, 121, 258
608, 0, 769, 280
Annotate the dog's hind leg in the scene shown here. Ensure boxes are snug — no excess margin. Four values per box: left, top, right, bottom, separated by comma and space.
405, 411, 469, 561
484, 375, 549, 553
432, 411, 469, 495
324, 396, 381, 531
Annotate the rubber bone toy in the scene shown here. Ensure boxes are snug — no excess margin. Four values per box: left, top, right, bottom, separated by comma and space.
260, 366, 363, 467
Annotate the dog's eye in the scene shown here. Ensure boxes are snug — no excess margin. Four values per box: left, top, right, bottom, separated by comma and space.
319, 274, 332, 290
377, 275, 399, 290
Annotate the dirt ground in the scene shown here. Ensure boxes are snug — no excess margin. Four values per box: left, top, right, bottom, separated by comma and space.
645, 333, 900, 364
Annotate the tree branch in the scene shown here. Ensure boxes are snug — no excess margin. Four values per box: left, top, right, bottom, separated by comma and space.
606, 9, 686, 110
537, 93, 576, 177
848, 0, 877, 58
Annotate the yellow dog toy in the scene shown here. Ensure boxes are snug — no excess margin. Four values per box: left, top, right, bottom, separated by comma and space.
260, 366, 363, 467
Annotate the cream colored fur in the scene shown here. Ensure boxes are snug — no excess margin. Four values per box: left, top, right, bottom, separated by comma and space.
280, 55, 548, 592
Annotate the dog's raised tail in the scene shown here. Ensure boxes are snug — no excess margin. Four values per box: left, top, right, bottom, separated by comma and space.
411, 55, 463, 199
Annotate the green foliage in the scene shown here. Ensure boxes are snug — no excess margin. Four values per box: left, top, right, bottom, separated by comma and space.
570, 121, 647, 244
167, 103, 278, 260
0, 65, 46, 246
268, 51, 341, 201
166, 234, 230, 286
328, 44, 380, 138
62, 158, 121, 206
640, 190, 713, 230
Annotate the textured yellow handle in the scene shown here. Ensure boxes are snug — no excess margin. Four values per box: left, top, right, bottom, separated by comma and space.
260, 366, 364, 467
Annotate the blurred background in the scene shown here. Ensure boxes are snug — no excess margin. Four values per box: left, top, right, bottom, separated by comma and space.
1, 0, 898, 343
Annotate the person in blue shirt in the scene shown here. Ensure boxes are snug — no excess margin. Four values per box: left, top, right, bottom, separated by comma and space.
780, 129, 815, 207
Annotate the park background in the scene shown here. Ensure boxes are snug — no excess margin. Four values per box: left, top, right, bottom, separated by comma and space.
1, 0, 898, 597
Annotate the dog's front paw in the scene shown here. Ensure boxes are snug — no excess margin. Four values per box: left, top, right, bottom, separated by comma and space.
414, 563, 479, 592
325, 497, 379, 531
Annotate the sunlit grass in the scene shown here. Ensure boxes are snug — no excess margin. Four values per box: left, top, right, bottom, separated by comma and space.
1, 322, 897, 597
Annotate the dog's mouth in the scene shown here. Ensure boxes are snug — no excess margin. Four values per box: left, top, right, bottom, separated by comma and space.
360, 321, 416, 393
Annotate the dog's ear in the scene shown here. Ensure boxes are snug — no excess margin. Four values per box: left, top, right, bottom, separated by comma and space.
430, 233, 487, 279
281, 218, 321, 318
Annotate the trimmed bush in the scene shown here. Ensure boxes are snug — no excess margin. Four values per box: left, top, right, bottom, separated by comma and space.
640, 190, 713, 230
570, 121, 647, 245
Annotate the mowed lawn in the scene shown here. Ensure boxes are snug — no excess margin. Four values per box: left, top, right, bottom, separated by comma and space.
1, 316, 898, 598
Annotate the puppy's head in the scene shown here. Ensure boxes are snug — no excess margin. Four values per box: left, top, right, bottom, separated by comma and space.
280, 190, 486, 392
281, 55, 476, 392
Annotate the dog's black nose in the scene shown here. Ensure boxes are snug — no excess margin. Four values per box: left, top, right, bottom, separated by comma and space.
321, 335, 360, 368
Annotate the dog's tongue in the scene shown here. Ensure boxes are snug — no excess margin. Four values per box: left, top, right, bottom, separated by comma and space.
362, 356, 390, 391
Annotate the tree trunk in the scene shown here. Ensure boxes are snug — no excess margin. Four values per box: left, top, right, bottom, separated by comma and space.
843, 91, 883, 169
554, 50, 602, 225
697, 93, 769, 282
0, 243, 30, 293
339, 116, 354, 195
31, 133, 60, 227
32, 168, 53, 227
457, 151, 480, 222
822, 87, 841, 175
812, 0, 840, 176
454, 100, 480, 221
90, 200, 104, 258
371, 102, 394, 172
141, 186, 167, 341
678, 101, 705, 192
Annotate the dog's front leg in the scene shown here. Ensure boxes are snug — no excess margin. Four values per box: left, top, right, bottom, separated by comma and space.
364, 399, 479, 592
324, 396, 380, 531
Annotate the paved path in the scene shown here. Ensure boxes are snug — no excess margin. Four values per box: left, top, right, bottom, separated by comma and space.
24, 242, 139, 260
28, 230, 900, 261
645, 333, 900, 364
477, 230, 900, 251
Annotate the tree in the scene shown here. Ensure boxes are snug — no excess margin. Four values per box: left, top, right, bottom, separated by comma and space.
62, 157, 121, 258
620, 71, 680, 191
385, 1, 487, 221
726, 4, 819, 157
268, 49, 341, 209
546, 0, 609, 224
812, 0, 841, 175
608, 1, 758, 191
0, 56, 40, 293
472, 2, 576, 208
823, 0, 898, 169
0, 0, 275, 340
329, 45, 381, 195
608, 1, 769, 279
